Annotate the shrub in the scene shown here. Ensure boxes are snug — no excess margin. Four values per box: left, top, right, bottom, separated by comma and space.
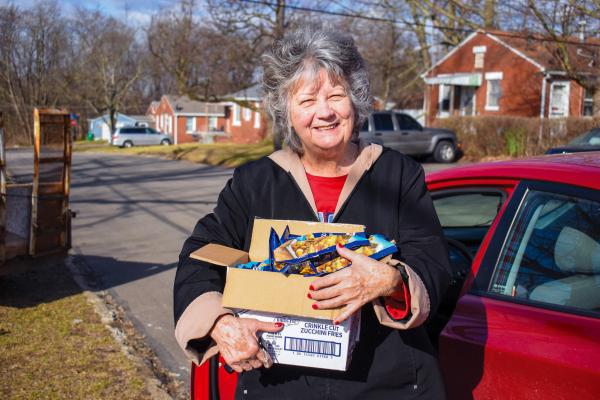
433, 116, 600, 160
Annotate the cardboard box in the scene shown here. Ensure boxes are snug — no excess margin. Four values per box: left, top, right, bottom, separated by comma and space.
190, 218, 365, 370
237, 310, 361, 371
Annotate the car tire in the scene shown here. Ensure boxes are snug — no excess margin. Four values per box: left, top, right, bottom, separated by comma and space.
433, 141, 456, 163
123, 141, 133, 148
160, 139, 171, 146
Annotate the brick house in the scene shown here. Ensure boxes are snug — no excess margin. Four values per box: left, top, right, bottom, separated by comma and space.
422, 30, 598, 126
146, 101, 159, 126
153, 95, 227, 145
220, 84, 268, 144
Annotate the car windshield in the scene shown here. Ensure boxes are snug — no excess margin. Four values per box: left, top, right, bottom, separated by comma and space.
569, 129, 600, 145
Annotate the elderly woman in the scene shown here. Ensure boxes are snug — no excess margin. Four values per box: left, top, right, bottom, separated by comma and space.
174, 25, 451, 399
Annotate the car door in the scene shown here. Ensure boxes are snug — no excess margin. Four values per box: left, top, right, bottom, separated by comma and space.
428, 184, 510, 342
395, 113, 430, 155
145, 127, 161, 145
440, 180, 600, 400
370, 112, 404, 151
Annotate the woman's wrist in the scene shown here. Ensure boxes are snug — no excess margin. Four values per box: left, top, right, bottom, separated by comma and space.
209, 313, 235, 340
378, 262, 404, 297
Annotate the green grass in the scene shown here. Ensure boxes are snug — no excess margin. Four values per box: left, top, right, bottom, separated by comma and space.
74, 140, 275, 168
0, 259, 152, 399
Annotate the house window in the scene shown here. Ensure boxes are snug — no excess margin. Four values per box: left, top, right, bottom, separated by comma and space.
583, 87, 594, 117
254, 111, 261, 128
208, 117, 218, 131
233, 104, 241, 126
473, 46, 486, 69
243, 107, 252, 121
438, 84, 451, 117
485, 72, 503, 111
185, 117, 195, 133
549, 81, 570, 118
168, 115, 172, 133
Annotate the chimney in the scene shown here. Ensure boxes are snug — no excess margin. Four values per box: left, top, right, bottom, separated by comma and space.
579, 20, 587, 42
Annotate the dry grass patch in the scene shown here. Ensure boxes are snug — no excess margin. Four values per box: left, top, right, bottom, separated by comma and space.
74, 140, 274, 168
0, 257, 152, 400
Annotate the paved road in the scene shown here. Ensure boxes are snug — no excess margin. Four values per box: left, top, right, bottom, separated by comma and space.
6, 148, 461, 389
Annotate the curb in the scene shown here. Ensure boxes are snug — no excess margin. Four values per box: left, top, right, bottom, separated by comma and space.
65, 254, 185, 400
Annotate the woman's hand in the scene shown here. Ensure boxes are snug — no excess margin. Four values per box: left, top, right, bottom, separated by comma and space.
309, 244, 403, 324
209, 315, 284, 373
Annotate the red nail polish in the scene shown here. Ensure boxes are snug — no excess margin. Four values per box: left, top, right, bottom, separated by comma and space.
312, 304, 319, 310
309, 285, 315, 291
275, 322, 284, 328
307, 293, 312, 299
333, 321, 339, 325
337, 243, 344, 248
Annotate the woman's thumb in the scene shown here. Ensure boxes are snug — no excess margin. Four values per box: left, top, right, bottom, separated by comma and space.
254, 320, 285, 333
336, 243, 358, 260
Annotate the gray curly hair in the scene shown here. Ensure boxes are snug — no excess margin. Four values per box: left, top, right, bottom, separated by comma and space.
261, 24, 372, 154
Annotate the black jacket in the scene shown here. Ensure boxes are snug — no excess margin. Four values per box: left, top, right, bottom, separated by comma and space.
174, 144, 451, 399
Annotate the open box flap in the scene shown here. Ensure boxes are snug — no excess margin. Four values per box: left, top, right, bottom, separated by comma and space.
190, 243, 249, 267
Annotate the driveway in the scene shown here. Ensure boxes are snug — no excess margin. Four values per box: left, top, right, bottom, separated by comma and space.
6, 148, 461, 389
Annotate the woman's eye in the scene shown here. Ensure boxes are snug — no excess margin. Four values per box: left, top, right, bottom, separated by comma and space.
330, 94, 345, 100
300, 99, 314, 105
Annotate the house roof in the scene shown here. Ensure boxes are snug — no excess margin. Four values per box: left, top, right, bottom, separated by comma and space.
427, 29, 600, 77
87, 113, 136, 123
129, 115, 153, 124
225, 84, 262, 101
487, 30, 600, 74
163, 95, 226, 116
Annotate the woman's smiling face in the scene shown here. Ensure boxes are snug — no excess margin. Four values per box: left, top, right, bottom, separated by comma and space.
289, 68, 355, 156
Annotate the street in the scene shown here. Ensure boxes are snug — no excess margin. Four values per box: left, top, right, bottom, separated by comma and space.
6, 148, 459, 388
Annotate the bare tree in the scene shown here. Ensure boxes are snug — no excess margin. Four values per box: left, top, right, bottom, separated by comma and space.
71, 9, 142, 135
0, 1, 69, 143
147, 0, 255, 101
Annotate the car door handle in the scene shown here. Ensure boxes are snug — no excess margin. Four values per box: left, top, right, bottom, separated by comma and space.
374, 132, 382, 136
400, 131, 409, 135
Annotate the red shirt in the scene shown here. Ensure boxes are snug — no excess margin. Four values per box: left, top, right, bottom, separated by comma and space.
305, 172, 410, 321
306, 172, 347, 215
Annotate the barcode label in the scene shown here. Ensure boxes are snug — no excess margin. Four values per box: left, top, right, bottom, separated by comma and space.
284, 337, 341, 357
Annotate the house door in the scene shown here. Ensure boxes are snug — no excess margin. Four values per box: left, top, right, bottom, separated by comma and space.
550, 82, 570, 117
459, 87, 476, 116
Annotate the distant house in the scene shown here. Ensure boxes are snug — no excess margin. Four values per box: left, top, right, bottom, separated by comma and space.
220, 84, 268, 144
88, 113, 136, 141
154, 95, 227, 145
422, 30, 599, 126
146, 101, 160, 125
150, 85, 268, 145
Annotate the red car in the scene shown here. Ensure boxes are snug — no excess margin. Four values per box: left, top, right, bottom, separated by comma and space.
192, 152, 600, 400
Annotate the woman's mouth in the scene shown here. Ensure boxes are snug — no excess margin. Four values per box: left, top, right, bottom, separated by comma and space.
313, 123, 339, 131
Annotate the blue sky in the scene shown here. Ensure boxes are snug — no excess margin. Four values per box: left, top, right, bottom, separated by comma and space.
3, 0, 172, 26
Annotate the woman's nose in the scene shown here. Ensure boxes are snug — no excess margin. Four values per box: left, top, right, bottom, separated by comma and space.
314, 98, 335, 119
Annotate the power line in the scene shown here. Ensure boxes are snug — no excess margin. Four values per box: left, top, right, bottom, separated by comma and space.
239, 0, 600, 48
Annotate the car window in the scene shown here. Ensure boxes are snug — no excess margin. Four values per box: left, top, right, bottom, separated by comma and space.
361, 118, 370, 131
372, 113, 394, 131
433, 192, 503, 228
120, 127, 135, 134
395, 114, 422, 131
145, 128, 158, 134
488, 189, 600, 314
433, 190, 505, 266
571, 129, 600, 145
